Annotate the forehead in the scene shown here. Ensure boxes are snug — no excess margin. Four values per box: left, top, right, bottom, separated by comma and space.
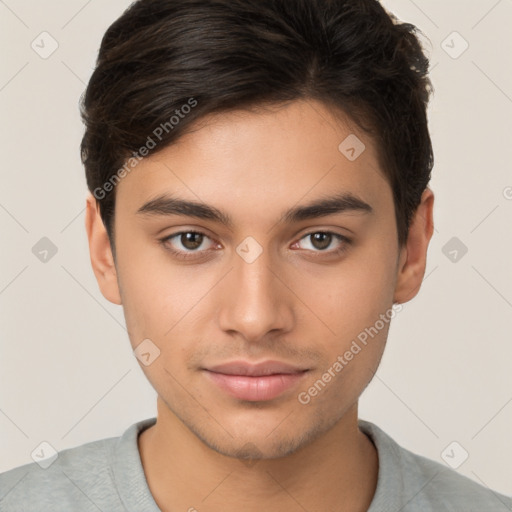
115, 99, 391, 222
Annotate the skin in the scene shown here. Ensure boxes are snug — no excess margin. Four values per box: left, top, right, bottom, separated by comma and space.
85, 98, 434, 512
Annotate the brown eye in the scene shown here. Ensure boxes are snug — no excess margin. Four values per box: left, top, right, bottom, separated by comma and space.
297, 231, 349, 253
309, 232, 332, 250
179, 232, 204, 250
294, 231, 352, 258
161, 230, 216, 259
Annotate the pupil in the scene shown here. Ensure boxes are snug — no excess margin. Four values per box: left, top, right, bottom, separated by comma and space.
312, 233, 331, 250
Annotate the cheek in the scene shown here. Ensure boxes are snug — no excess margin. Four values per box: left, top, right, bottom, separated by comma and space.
295, 254, 395, 341
115, 244, 219, 356
297, 303, 393, 411
289, 240, 397, 391
114, 244, 178, 346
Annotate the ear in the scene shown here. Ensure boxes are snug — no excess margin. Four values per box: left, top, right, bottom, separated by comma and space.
84, 192, 122, 305
393, 187, 435, 304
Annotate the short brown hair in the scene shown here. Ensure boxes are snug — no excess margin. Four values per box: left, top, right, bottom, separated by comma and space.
80, 0, 434, 247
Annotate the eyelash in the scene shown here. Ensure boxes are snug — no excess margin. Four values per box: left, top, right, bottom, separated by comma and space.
159, 230, 351, 261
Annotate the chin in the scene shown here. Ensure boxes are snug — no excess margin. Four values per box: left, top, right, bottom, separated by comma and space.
186, 412, 334, 461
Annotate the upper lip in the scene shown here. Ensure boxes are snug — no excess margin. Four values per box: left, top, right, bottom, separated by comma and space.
205, 360, 309, 377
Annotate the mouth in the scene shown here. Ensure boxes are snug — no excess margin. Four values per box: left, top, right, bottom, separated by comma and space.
203, 360, 310, 402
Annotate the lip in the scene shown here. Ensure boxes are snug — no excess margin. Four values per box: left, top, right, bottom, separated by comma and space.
206, 360, 308, 376
203, 360, 309, 401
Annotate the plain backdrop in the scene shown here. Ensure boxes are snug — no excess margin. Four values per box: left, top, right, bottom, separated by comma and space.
1, 0, 511, 497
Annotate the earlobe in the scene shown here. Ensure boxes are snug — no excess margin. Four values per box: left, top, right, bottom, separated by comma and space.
393, 188, 435, 304
84, 192, 122, 305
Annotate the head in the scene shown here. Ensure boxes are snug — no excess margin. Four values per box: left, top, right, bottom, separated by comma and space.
82, 0, 434, 459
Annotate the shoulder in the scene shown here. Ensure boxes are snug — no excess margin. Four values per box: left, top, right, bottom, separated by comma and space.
397, 443, 512, 511
360, 419, 512, 512
0, 427, 129, 512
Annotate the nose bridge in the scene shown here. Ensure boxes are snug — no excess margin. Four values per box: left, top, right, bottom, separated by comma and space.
217, 239, 293, 340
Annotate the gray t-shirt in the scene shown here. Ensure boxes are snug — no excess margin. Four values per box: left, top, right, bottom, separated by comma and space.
0, 417, 510, 511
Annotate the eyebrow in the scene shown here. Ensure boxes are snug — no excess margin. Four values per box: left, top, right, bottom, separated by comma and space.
136, 192, 373, 228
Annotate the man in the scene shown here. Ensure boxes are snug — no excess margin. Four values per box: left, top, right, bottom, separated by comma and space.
1, 0, 510, 510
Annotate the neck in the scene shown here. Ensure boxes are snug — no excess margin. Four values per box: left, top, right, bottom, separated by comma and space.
138, 398, 378, 512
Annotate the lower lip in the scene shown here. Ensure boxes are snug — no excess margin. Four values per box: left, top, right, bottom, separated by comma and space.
205, 371, 307, 401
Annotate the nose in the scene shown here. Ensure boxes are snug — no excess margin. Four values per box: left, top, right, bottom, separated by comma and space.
217, 246, 295, 343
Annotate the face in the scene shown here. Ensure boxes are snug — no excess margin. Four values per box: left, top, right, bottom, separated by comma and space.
90, 99, 419, 459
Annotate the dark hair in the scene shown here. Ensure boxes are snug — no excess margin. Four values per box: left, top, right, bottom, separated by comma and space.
80, 0, 434, 247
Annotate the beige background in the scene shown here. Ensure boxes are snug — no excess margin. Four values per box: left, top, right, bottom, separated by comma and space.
1, 0, 511, 497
